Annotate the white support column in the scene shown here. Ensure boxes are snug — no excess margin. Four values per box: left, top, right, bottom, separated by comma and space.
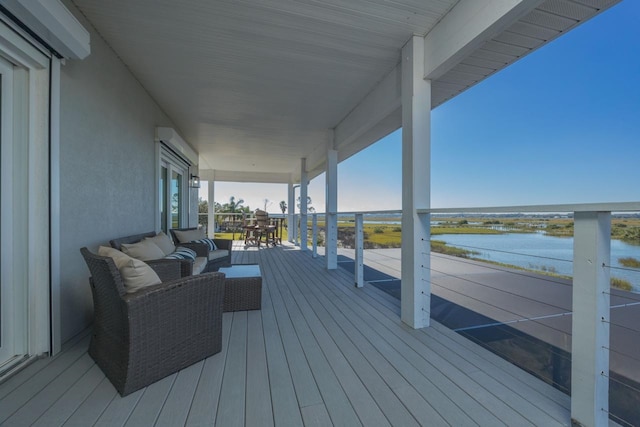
571, 211, 611, 427
288, 179, 295, 243
355, 213, 364, 288
312, 214, 318, 258
401, 35, 431, 329
207, 177, 215, 238
325, 144, 338, 269
300, 159, 308, 252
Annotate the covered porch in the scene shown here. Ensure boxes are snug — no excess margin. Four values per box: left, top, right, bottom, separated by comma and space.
0, 0, 629, 425
0, 242, 572, 426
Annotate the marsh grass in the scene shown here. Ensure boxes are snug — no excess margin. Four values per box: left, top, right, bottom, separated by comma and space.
611, 277, 633, 291
619, 257, 640, 268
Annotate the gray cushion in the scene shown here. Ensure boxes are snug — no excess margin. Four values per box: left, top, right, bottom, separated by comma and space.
173, 228, 206, 243
144, 231, 175, 256
98, 246, 161, 293
193, 256, 208, 274
121, 239, 166, 261
208, 249, 229, 261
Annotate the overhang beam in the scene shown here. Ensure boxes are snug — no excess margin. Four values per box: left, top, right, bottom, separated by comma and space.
333, 64, 401, 160
200, 169, 291, 184
424, 0, 542, 80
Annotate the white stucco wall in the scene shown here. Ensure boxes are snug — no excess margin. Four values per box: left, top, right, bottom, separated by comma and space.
58, 1, 179, 342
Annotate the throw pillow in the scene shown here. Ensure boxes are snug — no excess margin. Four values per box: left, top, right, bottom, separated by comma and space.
144, 231, 176, 256
165, 246, 197, 261
192, 238, 217, 251
173, 228, 206, 243
121, 239, 165, 261
98, 246, 161, 293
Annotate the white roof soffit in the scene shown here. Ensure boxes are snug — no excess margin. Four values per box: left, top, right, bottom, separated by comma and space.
430, 0, 622, 106
71, 0, 619, 184
1, 0, 90, 59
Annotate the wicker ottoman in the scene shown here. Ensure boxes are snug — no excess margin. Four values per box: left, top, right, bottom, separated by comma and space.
218, 264, 262, 312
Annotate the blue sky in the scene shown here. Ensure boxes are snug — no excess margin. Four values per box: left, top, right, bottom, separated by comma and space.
210, 0, 639, 213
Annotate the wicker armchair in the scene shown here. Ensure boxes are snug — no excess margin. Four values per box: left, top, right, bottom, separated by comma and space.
80, 247, 225, 396
169, 227, 232, 272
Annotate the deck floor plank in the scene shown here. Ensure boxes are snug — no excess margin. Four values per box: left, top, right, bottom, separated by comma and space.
31, 362, 105, 427
294, 248, 516, 426
122, 373, 175, 426
63, 376, 118, 426
333, 257, 565, 427
263, 249, 364, 427
93, 388, 144, 427
276, 253, 449, 426
262, 264, 324, 408
5, 354, 95, 426
185, 311, 234, 426
252, 257, 304, 426
300, 403, 333, 427
285, 249, 478, 427
215, 311, 248, 427
155, 360, 205, 427
0, 241, 575, 427
245, 310, 274, 427
0, 334, 91, 424
265, 248, 422, 427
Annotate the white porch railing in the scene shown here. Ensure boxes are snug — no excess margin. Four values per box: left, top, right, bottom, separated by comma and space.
295, 202, 640, 427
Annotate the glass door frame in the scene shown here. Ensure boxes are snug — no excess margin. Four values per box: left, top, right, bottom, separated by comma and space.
0, 19, 52, 374
158, 144, 190, 233
0, 54, 20, 368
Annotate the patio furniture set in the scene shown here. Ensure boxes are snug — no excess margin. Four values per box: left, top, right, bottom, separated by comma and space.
80, 228, 262, 396
243, 209, 283, 247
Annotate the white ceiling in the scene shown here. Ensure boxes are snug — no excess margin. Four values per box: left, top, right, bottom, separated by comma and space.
70, 0, 619, 183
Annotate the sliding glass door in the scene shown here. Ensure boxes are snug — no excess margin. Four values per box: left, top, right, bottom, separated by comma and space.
159, 148, 188, 233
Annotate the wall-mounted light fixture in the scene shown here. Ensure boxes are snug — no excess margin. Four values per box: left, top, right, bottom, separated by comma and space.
189, 174, 201, 188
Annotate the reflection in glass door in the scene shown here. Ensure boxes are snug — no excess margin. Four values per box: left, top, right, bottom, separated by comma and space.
160, 165, 168, 233
171, 170, 182, 229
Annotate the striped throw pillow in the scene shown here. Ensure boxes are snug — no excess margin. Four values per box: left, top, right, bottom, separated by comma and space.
192, 238, 217, 251
165, 246, 197, 261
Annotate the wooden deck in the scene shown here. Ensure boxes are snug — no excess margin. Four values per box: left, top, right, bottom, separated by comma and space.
0, 242, 573, 426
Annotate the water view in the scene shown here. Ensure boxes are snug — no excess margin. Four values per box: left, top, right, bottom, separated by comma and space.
436, 232, 640, 292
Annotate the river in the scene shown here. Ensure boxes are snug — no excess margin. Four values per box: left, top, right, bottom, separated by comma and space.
435, 232, 640, 292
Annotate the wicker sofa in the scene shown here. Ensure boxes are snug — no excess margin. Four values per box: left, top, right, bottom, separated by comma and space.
80, 247, 225, 396
170, 227, 232, 272
110, 231, 198, 276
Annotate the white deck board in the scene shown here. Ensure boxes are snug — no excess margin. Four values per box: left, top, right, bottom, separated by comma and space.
184, 311, 233, 426
0, 334, 91, 424
0, 241, 574, 426
216, 312, 248, 427
245, 310, 274, 427
155, 360, 204, 427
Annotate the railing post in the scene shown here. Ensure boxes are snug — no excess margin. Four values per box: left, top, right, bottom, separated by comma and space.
355, 213, 364, 287
312, 214, 318, 258
207, 178, 215, 238
300, 158, 308, 252
325, 147, 338, 269
571, 211, 610, 427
